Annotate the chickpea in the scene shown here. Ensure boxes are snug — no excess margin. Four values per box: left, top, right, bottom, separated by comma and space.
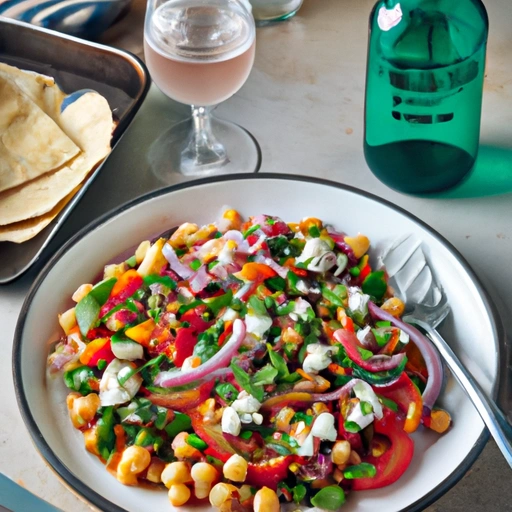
344, 233, 370, 259
83, 426, 99, 456
72, 284, 93, 303
331, 440, 351, 466
223, 454, 248, 483
381, 297, 406, 318
146, 459, 166, 484
116, 446, 151, 486
66, 392, 100, 429
135, 240, 151, 264
171, 432, 202, 460
168, 484, 191, 506
209, 483, 238, 508
253, 487, 280, 512
161, 461, 193, 488
58, 308, 77, 335
191, 462, 218, 499
169, 223, 199, 247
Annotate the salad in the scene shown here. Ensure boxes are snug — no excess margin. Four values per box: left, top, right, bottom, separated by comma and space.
48, 210, 451, 511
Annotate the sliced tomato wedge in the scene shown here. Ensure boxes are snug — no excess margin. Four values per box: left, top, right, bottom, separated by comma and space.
351, 408, 414, 491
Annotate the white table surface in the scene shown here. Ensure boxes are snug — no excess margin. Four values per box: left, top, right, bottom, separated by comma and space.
2, 0, 512, 510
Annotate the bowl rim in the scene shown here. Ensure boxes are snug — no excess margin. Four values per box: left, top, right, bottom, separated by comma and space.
12, 173, 503, 512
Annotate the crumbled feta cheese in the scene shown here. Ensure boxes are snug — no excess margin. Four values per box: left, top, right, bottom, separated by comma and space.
240, 413, 253, 424
302, 343, 338, 374
346, 402, 375, 431
252, 413, 263, 425
348, 287, 370, 315
221, 307, 239, 322
245, 311, 272, 339
99, 359, 142, 407
181, 355, 200, 373
296, 432, 315, 457
222, 406, 241, 436
356, 325, 372, 344
295, 421, 306, 436
217, 239, 237, 265
232, 391, 262, 414
295, 238, 336, 273
295, 238, 332, 264
111, 340, 143, 361
289, 297, 314, 322
399, 329, 410, 345
353, 381, 383, 420
311, 412, 337, 442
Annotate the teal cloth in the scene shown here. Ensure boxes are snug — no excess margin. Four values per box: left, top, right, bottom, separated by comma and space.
0, 473, 62, 512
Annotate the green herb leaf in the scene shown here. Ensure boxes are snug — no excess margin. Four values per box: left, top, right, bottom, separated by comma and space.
165, 412, 192, 439
215, 382, 239, 403
125, 255, 137, 268
267, 344, 290, 380
310, 485, 346, 510
292, 484, 307, 504
118, 354, 166, 386
75, 293, 100, 337
376, 394, 399, 412
89, 278, 117, 305
243, 224, 261, 238
265, 276, 286, 292
189, 259, 202, 271
230, 360, 264, 402
252, 365, 278, 386
204, 290, 233, 316
248, 295, 267, 316
343, 462, 377, 479
63, 366, 98, 395
97, 406, 116, 461
357, 346, 374, 361
143, 274, 177, 291
362, 271, 387, 301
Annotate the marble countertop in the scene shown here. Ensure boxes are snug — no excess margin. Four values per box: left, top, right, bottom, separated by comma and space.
1, 0, 512, 510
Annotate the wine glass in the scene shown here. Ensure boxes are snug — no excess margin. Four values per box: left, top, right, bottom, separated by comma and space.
144, 0, 260, 178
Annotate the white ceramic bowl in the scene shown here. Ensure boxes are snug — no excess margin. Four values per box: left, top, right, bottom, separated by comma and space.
13, 174, 503, 512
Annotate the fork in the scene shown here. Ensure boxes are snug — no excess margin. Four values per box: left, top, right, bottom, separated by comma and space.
379, 235, 512, 468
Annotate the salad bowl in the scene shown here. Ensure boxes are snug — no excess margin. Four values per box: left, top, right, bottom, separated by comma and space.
13, 174, 503, 512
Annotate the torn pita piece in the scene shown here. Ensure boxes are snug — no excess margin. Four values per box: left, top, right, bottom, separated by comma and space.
0, 63, 114, 242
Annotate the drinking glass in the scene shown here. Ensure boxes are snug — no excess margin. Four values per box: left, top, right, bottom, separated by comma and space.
249, 0, 303, 23
144, 0, 259, 177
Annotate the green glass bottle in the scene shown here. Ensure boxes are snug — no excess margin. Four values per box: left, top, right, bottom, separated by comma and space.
364, 0, 488, 194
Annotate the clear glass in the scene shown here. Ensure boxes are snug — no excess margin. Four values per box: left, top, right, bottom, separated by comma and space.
364, 0, 488, 194
144, 0, 260, 178
249, 0, 303, 23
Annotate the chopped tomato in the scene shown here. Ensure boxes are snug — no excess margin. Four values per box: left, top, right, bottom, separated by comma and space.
245, 456, 293, 490
100, 269, 143, 317
351, 408, 414, 491
374, 373, 423, 433
80, 338, 115, 367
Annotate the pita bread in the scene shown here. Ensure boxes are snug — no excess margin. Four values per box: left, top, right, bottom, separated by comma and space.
0, 90, 113, 226
0, 75, 81, 193
0, 63, 67, 126
0, 186, 79, 243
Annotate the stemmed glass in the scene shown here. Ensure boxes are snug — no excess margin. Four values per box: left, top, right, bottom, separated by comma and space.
144, 0, 260, 177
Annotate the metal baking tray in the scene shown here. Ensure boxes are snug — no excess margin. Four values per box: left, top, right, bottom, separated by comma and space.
0, 16, 150, 284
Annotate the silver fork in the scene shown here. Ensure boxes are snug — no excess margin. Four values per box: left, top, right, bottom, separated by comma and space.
379, 235, 512, 468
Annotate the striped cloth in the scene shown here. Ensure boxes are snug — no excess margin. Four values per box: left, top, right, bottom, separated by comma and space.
0, 0, 131, 38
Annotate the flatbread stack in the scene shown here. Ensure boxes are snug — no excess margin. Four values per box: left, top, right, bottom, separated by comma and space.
0, 63, 114, 243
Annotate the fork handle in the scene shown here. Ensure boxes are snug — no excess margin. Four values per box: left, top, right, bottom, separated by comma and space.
412, 319, 512, 469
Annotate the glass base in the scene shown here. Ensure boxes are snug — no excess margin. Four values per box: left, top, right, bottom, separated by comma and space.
148, 116, 261, 183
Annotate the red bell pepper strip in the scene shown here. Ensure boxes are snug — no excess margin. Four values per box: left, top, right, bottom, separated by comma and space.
80, 338, 115, 367
100, 269, 143, 317
351, 408, 414, 491
173, 327, 197, 367
179, 306, 213, 333
146, 381, 214, 412
374, 372, 423, 433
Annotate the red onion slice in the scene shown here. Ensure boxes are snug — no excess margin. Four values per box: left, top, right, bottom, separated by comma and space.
333, 328, 406, 372
253, 253, 289, 279
189, 265, 212, 293
154, 319, 246, 388
368, 301, 444, 413
162, 243, 195, 279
